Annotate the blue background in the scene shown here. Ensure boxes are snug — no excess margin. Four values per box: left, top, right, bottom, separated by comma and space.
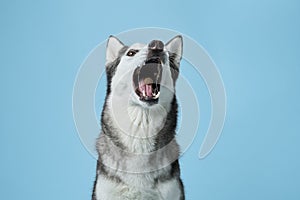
1, 0, 300, 199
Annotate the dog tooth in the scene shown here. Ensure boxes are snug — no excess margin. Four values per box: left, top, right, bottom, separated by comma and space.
152, 91, 160, 99
142, 90, 146, 97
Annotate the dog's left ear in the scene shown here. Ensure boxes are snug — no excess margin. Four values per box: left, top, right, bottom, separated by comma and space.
106, 35, 125, 66
165, 35, 183, 64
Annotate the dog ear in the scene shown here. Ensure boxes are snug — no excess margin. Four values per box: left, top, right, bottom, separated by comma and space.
106, 36, 125, 65
165, 35, 183, 64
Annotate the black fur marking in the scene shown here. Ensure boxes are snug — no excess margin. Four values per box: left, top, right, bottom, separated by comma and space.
91, 161, 99, 200
100, 46, 129, 150
105, 46, 128, 95
92, 159, 124, 200
169, 52, 180, 84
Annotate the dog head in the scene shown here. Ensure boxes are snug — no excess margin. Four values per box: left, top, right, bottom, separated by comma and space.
105, 35, 183, 112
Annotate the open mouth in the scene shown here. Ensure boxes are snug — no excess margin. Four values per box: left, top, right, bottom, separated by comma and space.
133, 57, 163, 104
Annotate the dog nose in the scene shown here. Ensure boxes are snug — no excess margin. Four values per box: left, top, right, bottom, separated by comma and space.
148, 40, 164, 52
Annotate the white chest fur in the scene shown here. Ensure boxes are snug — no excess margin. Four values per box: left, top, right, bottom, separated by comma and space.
95, 174, 182, 200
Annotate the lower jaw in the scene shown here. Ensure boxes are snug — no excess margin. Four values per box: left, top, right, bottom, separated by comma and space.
132, 92, 159, 106
139, 98, 159, 105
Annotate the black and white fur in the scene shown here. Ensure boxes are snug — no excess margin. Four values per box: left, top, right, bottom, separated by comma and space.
92, 35, 185, 200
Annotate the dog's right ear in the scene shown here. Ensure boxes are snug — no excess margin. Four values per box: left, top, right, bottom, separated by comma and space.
106, 36, 125, 65
165, 35, 183, 64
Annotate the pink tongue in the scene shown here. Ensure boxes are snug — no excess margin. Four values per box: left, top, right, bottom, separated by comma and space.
139, 82, 153, 97
145, 84, 152, 96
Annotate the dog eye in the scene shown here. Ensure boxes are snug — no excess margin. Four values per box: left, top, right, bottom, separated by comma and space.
126, 49, 139, 57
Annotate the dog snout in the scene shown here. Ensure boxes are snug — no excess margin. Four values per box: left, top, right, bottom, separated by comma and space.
148, 40, 164, 52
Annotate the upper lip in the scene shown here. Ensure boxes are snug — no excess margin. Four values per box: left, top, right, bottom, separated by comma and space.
145, 57, 162, 65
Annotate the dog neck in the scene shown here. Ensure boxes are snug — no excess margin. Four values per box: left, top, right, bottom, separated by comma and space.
107, 96, 168, 153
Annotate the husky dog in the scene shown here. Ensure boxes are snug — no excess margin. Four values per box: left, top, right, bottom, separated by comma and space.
92, 35, 184, 200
